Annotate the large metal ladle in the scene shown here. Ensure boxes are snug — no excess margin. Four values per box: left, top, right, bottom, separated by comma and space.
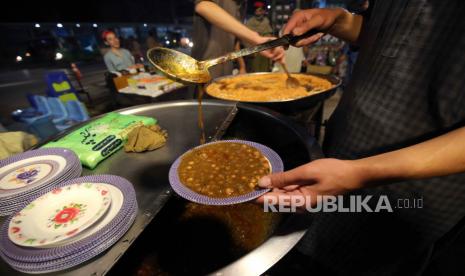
147, 29, 320, 84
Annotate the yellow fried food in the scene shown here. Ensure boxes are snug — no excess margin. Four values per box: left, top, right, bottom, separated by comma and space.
206, 73, 333, 102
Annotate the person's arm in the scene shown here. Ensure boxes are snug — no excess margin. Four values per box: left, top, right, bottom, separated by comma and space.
257, 126, 465, 207
283, 8, 364, 47
356, 126, 465, 182
195, 0, 284, 62
196, 1, 260, 45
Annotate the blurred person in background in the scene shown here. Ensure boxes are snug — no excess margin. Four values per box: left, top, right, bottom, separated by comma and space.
102, 30, 143, 73
174, 37, 192, 55
192, 0, 284, 79
273, 9, 306, 73
245, 1, 274, 72
129, 36, 143, 63
146, 30, 161, 50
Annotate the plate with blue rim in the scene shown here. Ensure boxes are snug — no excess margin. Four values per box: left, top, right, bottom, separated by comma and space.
168, 139, 283, 205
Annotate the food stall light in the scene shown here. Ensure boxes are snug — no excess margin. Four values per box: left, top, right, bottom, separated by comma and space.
57, 23, 63, 28
267, 5, 271, 9
25, 52, 31, 57
143, 23, 148, 27
188, 42, 194, 48
93, 23, 98, 28
173, 39, 177, 43
16, 56, 23, 62
34, 23, 40, 28
166, 41, 170, 45
55, 52, 63, 60
76, 23, 81, 28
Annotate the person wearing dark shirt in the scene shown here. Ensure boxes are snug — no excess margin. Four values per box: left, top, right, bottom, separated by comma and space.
257, 1, 465, 274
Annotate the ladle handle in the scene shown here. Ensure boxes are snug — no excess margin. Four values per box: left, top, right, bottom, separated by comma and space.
281, 62, 292, 78
204, 29, 322, 68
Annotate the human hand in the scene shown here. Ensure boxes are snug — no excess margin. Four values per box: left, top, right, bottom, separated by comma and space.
255, 158, 364, 210
252, 35, 285, 63
283, 9, 343, 47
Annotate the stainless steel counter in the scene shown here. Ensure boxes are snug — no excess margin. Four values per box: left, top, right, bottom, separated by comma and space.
0, 100, 321, 276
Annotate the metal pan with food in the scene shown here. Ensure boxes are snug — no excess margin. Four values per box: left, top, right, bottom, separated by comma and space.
205, 72, 341, 113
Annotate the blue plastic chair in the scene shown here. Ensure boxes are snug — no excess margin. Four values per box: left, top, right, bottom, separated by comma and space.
34, 96, 52, 117
11, 94, 42, 123
11, 108, 40, 122
26, 116, 59, 140
66, 100, 90, 122
26, 94, 39, 109
46, 71, 78, 98
47, 97, 68, 125
17, 96, 52, 124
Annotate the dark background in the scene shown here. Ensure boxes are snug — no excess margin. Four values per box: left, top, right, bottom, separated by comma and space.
3, 0, 195, 23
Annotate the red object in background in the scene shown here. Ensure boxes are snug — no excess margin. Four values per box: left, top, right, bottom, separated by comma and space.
71, 63, 82, 81
101, 30, 115, 41
69, 62, 93, 103
254, 1, 265, 8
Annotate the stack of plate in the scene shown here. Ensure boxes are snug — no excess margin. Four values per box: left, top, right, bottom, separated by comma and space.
0, 175, 138, 273
0, 148, 82, 216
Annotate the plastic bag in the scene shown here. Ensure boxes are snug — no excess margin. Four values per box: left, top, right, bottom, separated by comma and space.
43, 112, 156, 169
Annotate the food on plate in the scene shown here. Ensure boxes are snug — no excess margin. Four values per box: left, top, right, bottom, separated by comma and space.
178, 142, 271, 198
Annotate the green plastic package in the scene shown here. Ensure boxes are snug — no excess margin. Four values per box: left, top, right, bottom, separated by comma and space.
43, 112, 156, 169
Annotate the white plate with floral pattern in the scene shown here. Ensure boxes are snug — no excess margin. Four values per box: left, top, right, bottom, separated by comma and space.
34, 183, 124, 248
8, 183, 112, 247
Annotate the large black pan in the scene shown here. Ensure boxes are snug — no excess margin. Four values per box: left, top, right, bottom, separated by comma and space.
205, 72, 341, 114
